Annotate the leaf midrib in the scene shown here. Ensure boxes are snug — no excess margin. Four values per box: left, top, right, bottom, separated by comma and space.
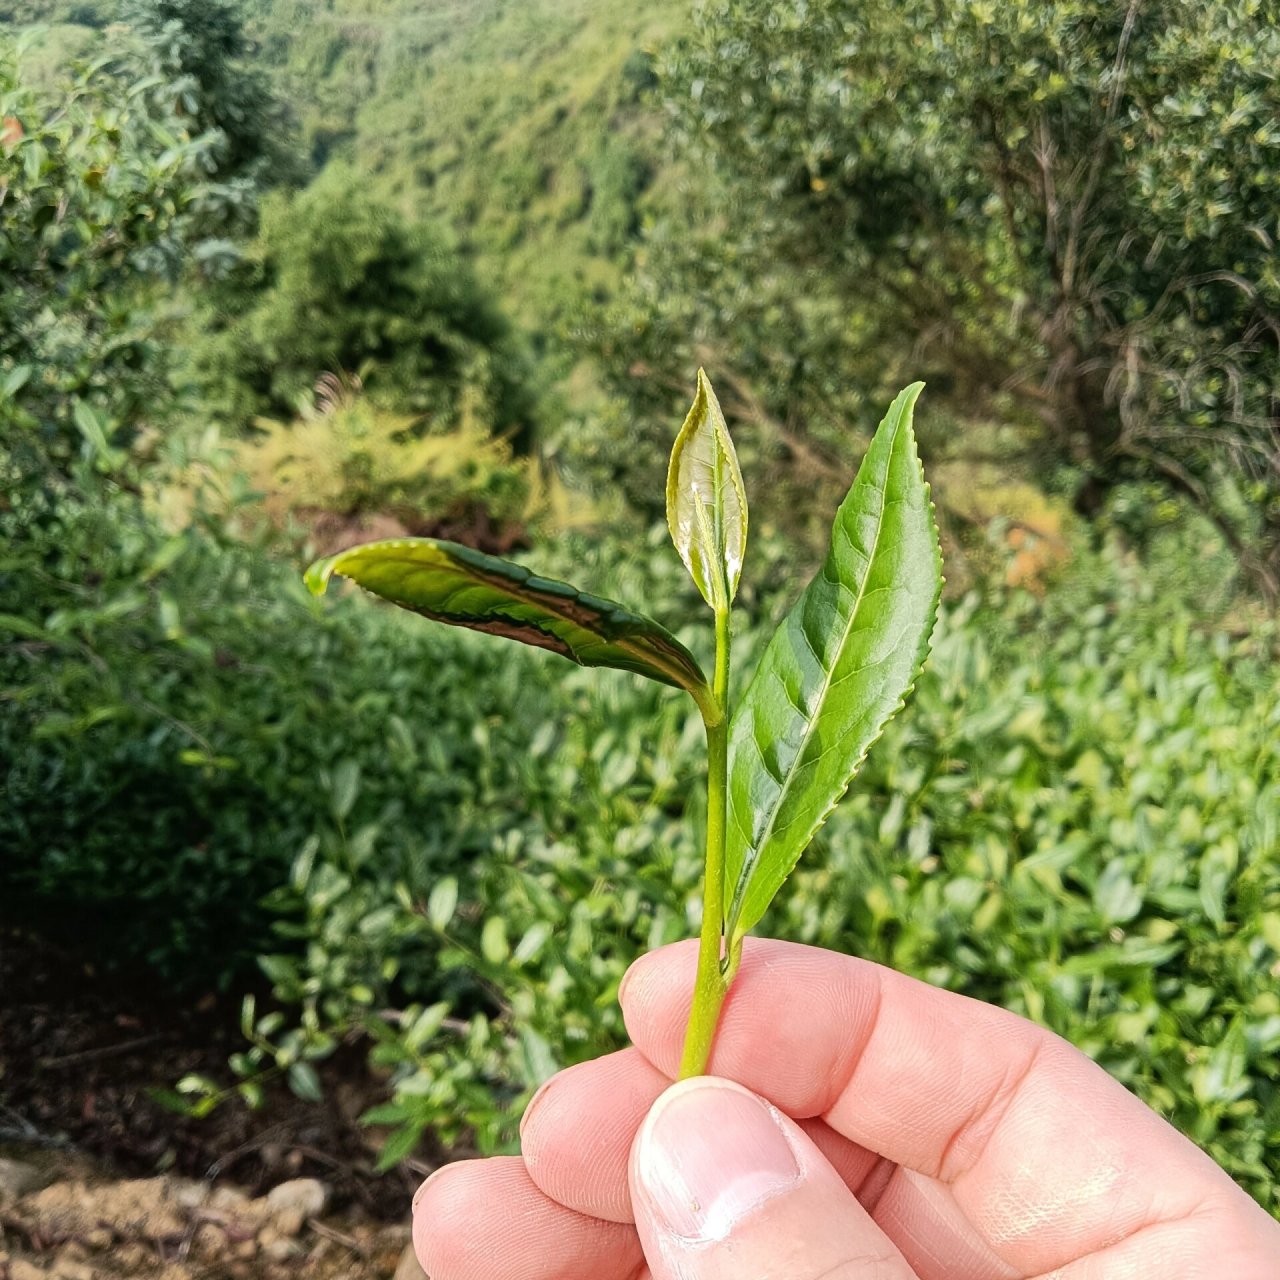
727, 409, 905, 937
377, 544, 701, 693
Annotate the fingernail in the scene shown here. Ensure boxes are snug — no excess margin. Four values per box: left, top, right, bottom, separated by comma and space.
635, 1079, 800, 1241
519, 1076, 555, 1141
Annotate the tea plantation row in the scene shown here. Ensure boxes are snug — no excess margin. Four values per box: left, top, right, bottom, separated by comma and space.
2, 493, 1276, 1204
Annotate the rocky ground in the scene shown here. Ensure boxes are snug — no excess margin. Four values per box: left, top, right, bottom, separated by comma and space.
0, 1156, 424, 1279
0, 931, 445, 1279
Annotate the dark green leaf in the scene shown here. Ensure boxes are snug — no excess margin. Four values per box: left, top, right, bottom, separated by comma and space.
375, 1121, 426, 1172
287, 1061, 323, 1103
360, 1101, 410, 1127
724, 383, 941, 944
667, 368, 748, 609
305, 538, 712, 710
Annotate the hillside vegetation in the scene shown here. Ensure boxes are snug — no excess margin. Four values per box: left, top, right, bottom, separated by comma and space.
2, 0, 1277, 1215
249, 0, 682, 324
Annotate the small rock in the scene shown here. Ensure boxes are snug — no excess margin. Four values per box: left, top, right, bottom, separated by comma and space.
395, 1242, 429, 1280
0, 1158, 42, 1205
51, 1255, 93, 1280
84, 1227, 113, 1250
114, 1243, 151, 1270
262, 1236, 302, 1262
265, 1177, 327, 1221
170, 1180, 211, 1210
272, 1208, 305, 1238
209, 1184, 250, 1212
232, 1238, 258, 1260
11, 1260, 46, 1280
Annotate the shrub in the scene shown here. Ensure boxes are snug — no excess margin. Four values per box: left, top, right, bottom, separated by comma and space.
230, 384, 534, 533
188, 165, 536, 440
614, 0, 1280, 596
229, 533, 1280, 1205
4, 482, 1275, 1207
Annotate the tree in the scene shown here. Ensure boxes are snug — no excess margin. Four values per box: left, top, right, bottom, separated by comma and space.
192, 165, 536, 442
0, 33, 214, 485
636, 0, 1280, 597
122, 0, 298, 231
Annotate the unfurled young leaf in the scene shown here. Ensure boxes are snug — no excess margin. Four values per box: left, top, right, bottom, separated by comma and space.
723, 383, 942, 945
666, 368, 748, 610
305, 537, 712, 705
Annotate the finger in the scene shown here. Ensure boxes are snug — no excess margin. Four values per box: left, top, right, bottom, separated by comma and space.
631, 1076, 919, 1280
521, 1048, 669, 1223
620, 938, 1275, 1275
520, 1047, 884, 1224
412, 1156, 644, 1280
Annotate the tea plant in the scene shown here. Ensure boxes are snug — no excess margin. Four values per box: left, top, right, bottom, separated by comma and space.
306, 372, 942, 1074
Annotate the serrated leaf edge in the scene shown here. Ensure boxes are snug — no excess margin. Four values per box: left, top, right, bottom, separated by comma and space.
725, 384, 943, 943
305, 537, 719, 718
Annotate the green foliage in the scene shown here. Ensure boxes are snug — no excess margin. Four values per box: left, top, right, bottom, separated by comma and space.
231, 388, 535, 530
614, 0, 1280, 594
122, 0, 299, 226
243, 0, 683, 326
726, 384, 942, 943
776, 565, 1280, 1201
190, 164, 534, 436
5, 461, 1277, 1203
0, 32, 214, 480
240, 532, 1280, 1203
0, 486, 654, 980
5, 0, 1279, 1217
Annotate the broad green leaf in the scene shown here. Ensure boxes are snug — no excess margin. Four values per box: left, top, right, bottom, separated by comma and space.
667, 368, 748, 609
724, 383, 941, 944
306, 537, 712, 709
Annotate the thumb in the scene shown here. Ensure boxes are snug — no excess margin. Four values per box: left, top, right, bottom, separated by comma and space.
630, 1077, 919, 1280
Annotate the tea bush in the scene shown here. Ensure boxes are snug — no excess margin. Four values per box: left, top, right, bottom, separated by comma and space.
0, 487, 605, 978
3, 487, 1276, 1206
259, 540, 1277, 1204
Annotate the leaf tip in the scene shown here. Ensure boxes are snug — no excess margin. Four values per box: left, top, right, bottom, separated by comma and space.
304, 554, 338, 597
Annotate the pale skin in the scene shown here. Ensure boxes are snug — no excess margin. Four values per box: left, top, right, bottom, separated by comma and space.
413, 938, 1280, 1279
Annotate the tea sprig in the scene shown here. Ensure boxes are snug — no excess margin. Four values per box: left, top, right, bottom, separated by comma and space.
306, 371, 942, 1076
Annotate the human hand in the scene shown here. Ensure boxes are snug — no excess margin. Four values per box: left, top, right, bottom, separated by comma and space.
412, 938, 1280, 1278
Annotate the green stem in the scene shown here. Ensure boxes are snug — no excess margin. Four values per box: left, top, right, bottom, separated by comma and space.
679, 606, 732, 1078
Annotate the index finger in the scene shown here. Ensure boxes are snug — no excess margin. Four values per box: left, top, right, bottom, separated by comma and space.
620, 938, 1274, 1276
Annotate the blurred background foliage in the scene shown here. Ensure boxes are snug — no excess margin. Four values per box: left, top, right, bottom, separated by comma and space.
1, 0, 1277, 1212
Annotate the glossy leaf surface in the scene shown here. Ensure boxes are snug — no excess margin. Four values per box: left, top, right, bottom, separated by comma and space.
724, 383, 941, 943
306, 537, 711, 701
666, 368, 748, 610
